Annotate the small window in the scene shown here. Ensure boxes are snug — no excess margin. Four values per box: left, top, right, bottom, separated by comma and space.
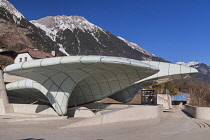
20, 58, 22, 62
25, 57, 27, 61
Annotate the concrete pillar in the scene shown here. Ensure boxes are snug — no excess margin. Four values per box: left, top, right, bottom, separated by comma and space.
0, 70, 14, 114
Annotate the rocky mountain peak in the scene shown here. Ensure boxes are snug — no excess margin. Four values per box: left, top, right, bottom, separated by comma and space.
30, 15, 105, 41
0, 0, 24, 20
177, 61, 210, 81
31, 15, 161, 59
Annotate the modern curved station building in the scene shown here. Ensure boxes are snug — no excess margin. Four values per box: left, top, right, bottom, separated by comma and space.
4, 56, 198, 115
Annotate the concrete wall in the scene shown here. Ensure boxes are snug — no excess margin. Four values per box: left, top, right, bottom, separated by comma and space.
62, 104, 163, 128
157, 94, 172, 109
67, 107, 96, 118
172, 102, 184, 110
12, 104, 58, 116
0, 70, 14, 114
185, 105, 210, 120
0, 98, 6, 115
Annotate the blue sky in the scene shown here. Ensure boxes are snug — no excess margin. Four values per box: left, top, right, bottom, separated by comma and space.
8, 0, 210, 65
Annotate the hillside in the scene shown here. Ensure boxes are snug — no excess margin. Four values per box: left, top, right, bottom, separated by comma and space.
0, 0, 58, 53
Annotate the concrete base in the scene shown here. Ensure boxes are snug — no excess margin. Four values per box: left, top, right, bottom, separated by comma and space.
61, 104, 163, 128
67, 107, 96, 118
0, 114, 67, 123
172, 102, 184, 110
157, 94, 172, 109
12, 104, 58, 116
185, 104, 210, 120
0, 98, 6, 115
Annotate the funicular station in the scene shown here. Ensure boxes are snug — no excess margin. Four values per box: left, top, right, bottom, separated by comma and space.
0, 55, 198, 126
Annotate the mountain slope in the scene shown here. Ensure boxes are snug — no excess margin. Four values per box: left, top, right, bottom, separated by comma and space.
0, 0, 58, 53
31, 15, 167, 61
117, 36, 154, 57
0, 0, 24, 22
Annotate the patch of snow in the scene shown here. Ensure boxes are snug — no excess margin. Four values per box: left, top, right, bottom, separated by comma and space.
187, 61, 200, 66
75, 30, 81, 55
176, 62, 187, 66
118, 36, 153, 56
91, 33, 99, 42
58, 44, 70, 56
98, 41, 107, 48
0, 0, 24, 20
91, 32, 106, 47
31, 22, 57, 41
176, 61, 200, 67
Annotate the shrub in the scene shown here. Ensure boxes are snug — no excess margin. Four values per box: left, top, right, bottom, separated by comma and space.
0, 55, 13, 69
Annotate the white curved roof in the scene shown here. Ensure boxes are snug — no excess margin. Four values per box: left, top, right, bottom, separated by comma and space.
109, 61, 198, 103
5, 56, 159, 115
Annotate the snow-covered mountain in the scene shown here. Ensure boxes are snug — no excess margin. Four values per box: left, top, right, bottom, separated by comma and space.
0, 0, 167, 64
30, 15, 166, 61
30, 15, 155, 58
177, 61, 210, 82
30, 16, 106, 41
0, 0, 24, 23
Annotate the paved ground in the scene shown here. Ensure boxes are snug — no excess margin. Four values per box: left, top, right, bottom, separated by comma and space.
0, 113, 68, 123
0, 110, 210, 140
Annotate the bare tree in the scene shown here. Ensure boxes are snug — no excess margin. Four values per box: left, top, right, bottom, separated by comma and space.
174, 78, 210, 107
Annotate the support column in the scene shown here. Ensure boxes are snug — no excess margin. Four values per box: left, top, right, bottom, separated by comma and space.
0, 70, 14, 114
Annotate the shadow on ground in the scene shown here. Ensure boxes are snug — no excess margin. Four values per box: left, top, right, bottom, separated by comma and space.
20, 138, 44, 140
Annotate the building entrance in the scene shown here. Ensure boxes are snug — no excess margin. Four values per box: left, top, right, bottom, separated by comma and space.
141, 90, 157, 105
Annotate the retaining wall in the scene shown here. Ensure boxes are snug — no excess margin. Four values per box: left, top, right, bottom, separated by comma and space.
62, 104, 163, 128
185, 105, 210, 120
157, 94, 172, 109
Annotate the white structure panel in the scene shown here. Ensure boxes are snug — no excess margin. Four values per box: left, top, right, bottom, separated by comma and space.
169, 63, 181, 75
109, 81, 121, 92
21, 72, 49, 84
60, 78, 75, 93
90, 84, 102, 94
22, 59, 43, 69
